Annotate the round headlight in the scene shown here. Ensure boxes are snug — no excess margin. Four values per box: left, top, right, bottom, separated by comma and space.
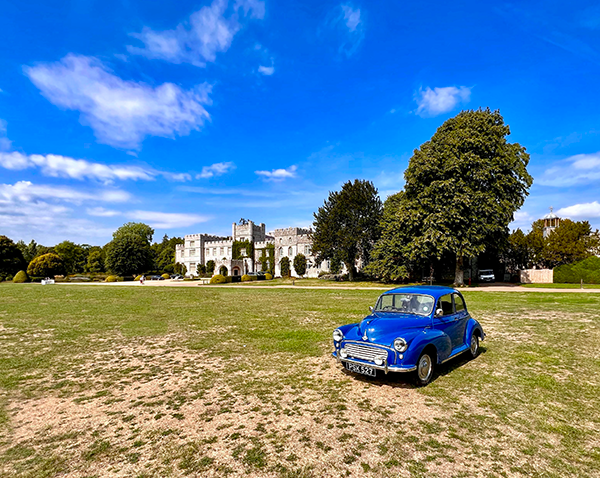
333, 329, 343, 342
340, 348, 348, 359
393, 337, 408, 352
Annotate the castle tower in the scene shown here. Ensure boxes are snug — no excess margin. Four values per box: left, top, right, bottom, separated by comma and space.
542, 207, 561, 238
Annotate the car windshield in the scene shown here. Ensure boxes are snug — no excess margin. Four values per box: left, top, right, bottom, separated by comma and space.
374, 293, 435, 316
480, 270, 493, 274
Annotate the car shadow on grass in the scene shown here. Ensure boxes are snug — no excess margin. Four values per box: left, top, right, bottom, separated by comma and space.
339, 345, 488, 388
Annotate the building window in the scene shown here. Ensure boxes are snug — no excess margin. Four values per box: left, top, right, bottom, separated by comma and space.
213, 248, 216, 255
279, 247, 283, 256
220, 247, 224, 255
190, 248, 196, 256
304, 245, 310, 255
206, 248, 209, 256
190, 263, 196, 274
190, 240, 195, 247
288, 246, 293, 256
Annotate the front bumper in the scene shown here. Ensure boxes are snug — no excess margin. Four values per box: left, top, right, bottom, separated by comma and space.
332, 351, 416, 373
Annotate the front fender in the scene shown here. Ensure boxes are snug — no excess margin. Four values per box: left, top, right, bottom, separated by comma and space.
464, 318, 485, 344
403, 328, 452, 366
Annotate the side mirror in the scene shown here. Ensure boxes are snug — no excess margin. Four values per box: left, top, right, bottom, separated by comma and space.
369, 306, 374, 312
435, 308, 444, 318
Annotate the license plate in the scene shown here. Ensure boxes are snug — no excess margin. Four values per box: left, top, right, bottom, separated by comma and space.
344, 361, 376, 377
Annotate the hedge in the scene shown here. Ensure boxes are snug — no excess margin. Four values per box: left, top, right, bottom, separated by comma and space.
13, 270, 29, 283
210, 274, 226, 284
161, 273, 170, 280
265, 273, 273, 280
106, 275, 119, 282
554, 257, 600, 284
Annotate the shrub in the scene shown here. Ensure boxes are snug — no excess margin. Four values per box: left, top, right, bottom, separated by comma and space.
27, 253, 66, 278
106, 275, 118, 282
280, 257, 291, 278
206, 260, 215, 275
265, 273, 273, 280
225, 276, 233, 283
554, 256, 600, 284
241, 274, 251, 282
210, 274, 226, 284
161, 273, 170, 280
12, 270, 30, 283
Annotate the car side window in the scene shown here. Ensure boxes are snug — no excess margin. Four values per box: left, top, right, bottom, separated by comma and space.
454, 294, 466, 312
437, 294, 454, 316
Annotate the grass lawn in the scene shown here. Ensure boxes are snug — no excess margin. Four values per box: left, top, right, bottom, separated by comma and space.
521, 283, 600, 289
221, 277, 393, 288
0, 284, 599, 477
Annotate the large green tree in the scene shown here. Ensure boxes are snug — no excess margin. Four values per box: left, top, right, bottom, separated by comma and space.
113, 222, 154, 244
54, 241, 87, 274
16, 240, 40, 264
311, 179, 383, 281
0, 236, 26, 277
543, 219, 599, 268
372, 109, 533, 285
86, 248, 105, 273
105, 234, 153, 276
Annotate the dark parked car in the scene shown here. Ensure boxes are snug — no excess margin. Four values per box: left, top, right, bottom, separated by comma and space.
332, 285, 485, 385
149, 275, 164, 281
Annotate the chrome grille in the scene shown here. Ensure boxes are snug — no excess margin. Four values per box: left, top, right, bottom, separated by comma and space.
344, 343, 385, 362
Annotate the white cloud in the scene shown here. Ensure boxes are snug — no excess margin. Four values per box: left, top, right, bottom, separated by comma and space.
333, 4, 364, 57
87, 207, 121, 217
127, 0, 264, 67
557, 201, 600, 219
0, 181, 131, 204
258, 65, 274, 75
255, 165, 297, 181
341, 5, 361, 32
196, 161, 236, 179
538, 152, 600, 186
0, 119, 11, 151
0, 150, 191, 183
128, 210, 210, 229
415, 86, 471, 117
24, 54, 211, 149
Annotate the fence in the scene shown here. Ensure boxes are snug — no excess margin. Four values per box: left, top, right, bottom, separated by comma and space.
520, 269, 553, 284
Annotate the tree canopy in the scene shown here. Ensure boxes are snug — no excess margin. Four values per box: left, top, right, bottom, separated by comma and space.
113, 222, 154, 244
54, 241, 87, 274
105, 233, 153, 276
27, 253, 66, 278
369, 108, 533, 285
311, 179, 382, 281
293, 253, 307, 277
0, 235, 26, 277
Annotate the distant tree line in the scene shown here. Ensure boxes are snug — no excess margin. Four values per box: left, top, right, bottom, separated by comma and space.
0, 222, 184, 280
310, 108, 599, 283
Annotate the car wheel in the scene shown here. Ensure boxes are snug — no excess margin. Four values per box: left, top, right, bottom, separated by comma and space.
415, 352, 434, 386
469, 333, 479, 358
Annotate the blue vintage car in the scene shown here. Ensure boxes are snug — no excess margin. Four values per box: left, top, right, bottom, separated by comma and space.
332, 285, 485, 385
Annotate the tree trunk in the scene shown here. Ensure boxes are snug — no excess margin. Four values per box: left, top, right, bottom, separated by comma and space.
347, 262, 355, 282
454, 254, 464, 286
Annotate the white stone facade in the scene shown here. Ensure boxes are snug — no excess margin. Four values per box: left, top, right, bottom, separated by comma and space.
175, 220, 330, 278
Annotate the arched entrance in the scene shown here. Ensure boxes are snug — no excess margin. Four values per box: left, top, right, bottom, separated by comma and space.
219, 266, 228, 276
232, 267, 241, 276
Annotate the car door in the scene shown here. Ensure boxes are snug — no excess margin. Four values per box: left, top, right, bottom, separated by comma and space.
452, 293, 469, 348
433, 294, 462, 350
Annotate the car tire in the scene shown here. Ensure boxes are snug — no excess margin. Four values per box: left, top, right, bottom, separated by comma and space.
415, 351, 434, 386
468, 333, 479, 359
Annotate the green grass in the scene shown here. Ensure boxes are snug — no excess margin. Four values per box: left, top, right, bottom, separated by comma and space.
0, 283, 599, 477
521, 283, 600, 289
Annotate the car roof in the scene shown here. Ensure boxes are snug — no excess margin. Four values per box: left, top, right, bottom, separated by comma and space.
382, 285, 459, 299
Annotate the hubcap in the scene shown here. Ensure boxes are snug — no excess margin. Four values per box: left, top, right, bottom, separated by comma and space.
471, 335, 478, 355
418, 354, 432, 381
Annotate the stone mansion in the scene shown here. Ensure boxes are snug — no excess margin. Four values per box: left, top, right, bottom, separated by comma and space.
175, 219, 330, 278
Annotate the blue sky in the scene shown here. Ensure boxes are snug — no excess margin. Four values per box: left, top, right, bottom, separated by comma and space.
1, 0, 600, 245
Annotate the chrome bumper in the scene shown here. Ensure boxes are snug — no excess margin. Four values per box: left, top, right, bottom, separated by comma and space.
332, 351, 416, 373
